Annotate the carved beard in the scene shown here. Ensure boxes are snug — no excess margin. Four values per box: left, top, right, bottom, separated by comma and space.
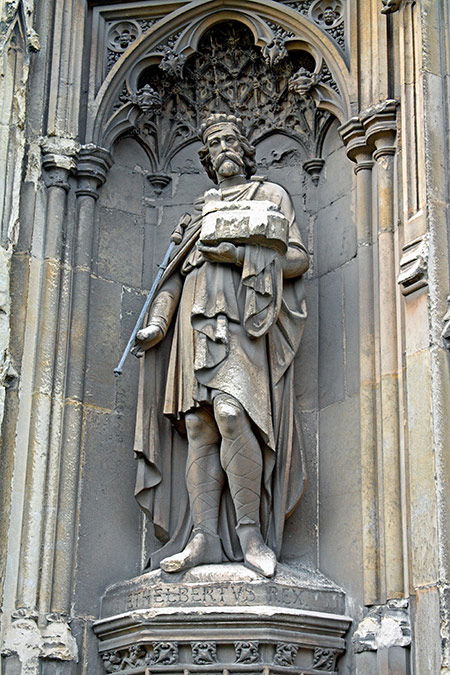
213, 150, 245, 177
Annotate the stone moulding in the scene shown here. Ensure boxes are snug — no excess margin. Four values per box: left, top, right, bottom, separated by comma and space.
397, 234, 429, 295
94, 564, 351, 674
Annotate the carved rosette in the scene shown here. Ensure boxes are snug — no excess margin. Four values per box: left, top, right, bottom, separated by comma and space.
281, 0, 346, 51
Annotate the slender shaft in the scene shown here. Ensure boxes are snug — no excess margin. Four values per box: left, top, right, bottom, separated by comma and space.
114, 240, 175, 375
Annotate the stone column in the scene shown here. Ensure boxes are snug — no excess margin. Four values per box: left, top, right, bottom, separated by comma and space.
1, 146, 79, 673
363, 101, 405, 604
340, 119, 378, 606
15, 150, 74, 615
50, 145, 112, 617
342, 102, 411, 673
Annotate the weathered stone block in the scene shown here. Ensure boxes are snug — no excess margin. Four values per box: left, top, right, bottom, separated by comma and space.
96, 206, 144, 288
343, 258, 359, 397
84, 277, 122, 409
316, 195, 357, 276
319, 268, 345, 408
75, 407, 142, 615
319, 395, 363, 601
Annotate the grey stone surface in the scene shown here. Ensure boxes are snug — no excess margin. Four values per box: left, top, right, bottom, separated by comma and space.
74, 406, 142, 614
96, 206, 144, 288
319, 268, 345, 408
100, 161, 145, 217
318, 395, 363, 602
316, 195, 357, 277
343, 258, 360, 397
84, 277, 122, 409
295, 277, 319, 410
281, 409, 318, 568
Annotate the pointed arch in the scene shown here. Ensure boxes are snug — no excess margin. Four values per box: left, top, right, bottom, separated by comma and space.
87, 0, 353, 148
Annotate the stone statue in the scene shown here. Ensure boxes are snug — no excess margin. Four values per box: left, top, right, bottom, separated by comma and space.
133, 114, 309, 578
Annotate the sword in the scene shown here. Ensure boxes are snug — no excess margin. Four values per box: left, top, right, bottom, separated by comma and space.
113, 212, 191, 376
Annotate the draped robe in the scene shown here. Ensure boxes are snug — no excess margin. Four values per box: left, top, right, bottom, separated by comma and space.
133, 177, 308, 569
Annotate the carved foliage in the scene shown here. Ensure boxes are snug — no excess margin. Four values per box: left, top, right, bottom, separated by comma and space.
101, 642, 179, 671
235, 641, 260, 664
192, 642, 217, 664
273, 642, 299, 666
152, 642, 179, 665
115, 22, 333, 174
312, 647, 339, 671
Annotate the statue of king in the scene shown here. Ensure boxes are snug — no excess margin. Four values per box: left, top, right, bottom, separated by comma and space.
132, 113, 309, 578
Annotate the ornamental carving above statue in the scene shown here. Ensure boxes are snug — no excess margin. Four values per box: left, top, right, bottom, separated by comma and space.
131, 112, 309, 578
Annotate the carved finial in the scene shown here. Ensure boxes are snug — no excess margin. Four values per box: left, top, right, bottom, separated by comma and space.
288, 67, 320, 96
262, 37, 288, 67
130, 84, 162, 116
159, 47, 186, 79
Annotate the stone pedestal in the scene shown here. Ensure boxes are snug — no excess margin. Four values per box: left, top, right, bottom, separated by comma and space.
93, 564, 351, 674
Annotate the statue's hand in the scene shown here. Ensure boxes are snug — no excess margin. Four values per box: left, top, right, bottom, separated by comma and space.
197, 242, 243, 265
132, 324, 164, 357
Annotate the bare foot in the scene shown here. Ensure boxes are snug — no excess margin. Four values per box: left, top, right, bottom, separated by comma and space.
237, 526, 277, 578
160, 531, 222, 573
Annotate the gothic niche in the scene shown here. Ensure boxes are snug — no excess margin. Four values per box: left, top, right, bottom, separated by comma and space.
116, 21, 335, 187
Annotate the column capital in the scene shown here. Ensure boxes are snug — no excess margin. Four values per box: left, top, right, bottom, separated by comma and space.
339, 118, 373, 169
340, 100, 399, 165
75, 145, 113, 198
41, 138, 79, 190
362, 99, 398, 153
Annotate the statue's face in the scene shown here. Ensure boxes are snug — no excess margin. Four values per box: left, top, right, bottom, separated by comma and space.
205, 123, 245, 179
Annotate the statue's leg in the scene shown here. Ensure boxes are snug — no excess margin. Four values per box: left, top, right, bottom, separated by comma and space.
213, 394, 277, 578
160, 407, 224, 573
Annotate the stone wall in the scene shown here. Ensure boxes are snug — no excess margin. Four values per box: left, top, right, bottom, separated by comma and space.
0, 1, 449, 674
